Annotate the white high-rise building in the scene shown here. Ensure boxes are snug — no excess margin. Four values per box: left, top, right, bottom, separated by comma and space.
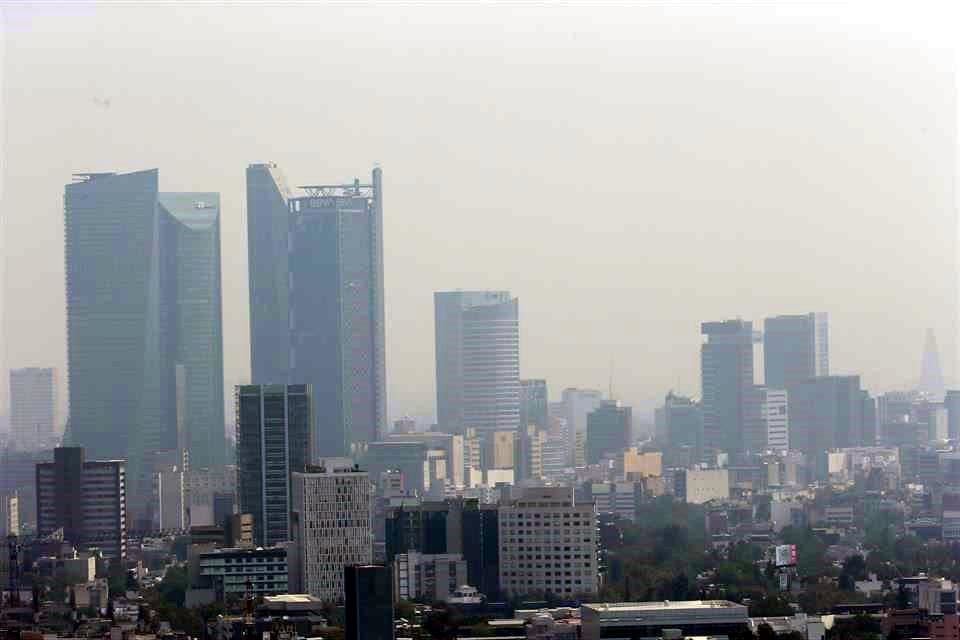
498, 486, 599, 598
763, 389, 789, 452
10, 367, 57, 450
291, 463, 372, 602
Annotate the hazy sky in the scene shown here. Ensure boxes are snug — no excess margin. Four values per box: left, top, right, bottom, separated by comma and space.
1, 3, 957, 425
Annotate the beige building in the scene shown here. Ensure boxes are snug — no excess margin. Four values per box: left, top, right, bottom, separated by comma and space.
498, 486, 598, 598
486, 430, 516, 470
617, 448, 662, 480
680, 468, 729, 504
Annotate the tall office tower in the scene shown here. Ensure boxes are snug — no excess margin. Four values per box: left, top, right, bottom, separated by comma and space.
498, 486, 598, 598
920, 328, 946, 401
247, 165, 387, 460
517, 424, 547, 481
586, 401, 632, 465
561, 388, 605, 467
743, 387, 789, 453
763, 313, 829, 389
0, 492, 18, 536
701, 320, 756, 458
663, 392, 704, 466
236, 384, 313, 546
788, 376, 867, 465
945, 390, 960, 440
291, 463, 372, 602
35, 447, 126, 558
10, 367, 56, 450
435, 291, 520, 440
345, 565, 394, 640
519, 379, 549, 430
64, 171, 225, 512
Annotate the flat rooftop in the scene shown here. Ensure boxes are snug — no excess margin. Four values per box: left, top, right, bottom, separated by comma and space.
583, 600, 744, 612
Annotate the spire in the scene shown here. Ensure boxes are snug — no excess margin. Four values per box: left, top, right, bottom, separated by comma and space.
920, 328, 946, 401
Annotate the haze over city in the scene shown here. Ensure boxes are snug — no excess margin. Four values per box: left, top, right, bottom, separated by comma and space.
1, 2, 957, 424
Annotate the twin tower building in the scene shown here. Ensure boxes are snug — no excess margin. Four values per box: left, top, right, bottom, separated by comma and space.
64, 164, 522, 526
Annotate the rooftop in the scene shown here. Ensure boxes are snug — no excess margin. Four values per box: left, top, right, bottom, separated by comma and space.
583, 600, 745, 612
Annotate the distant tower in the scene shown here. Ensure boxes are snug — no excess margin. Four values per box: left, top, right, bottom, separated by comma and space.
920, 329, 946, 401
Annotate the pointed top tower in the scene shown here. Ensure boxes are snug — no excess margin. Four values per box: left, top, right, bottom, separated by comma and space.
920, 328, 946, 401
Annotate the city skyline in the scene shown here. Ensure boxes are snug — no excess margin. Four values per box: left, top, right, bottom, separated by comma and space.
1, 4, 957, 426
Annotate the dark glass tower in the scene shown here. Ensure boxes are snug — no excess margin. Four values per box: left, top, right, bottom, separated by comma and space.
235, 384, 313, 546
700, 319, 755, 457
763, 313, 829, 390
246, 166, 387, 460
345, 565, 394, 640
64, 171, 225, 514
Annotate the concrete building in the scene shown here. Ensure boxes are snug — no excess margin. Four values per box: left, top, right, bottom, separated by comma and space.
518, 425, 548, 481
365, 441, 432, 495
580, 600, 749, 640
35, 447, 126, 558
0, 492, 19, 536
763, 313, 829, 389
196, 546, 289, 600
614, 448, 662, 480
486, 430, 516, 470
345, 565, 393, 640
393, 552, 467, 602
498, 486, 598, 598
581, 482, 640, 522
435, 291, 520, 437
65, 172, 225, 520
236, 384, 313, 546
789, 376, 870, 467
586, 402, 632, 465
291, 463, 372, 602
247, 165, 387, 460
561, 389, 605, 467
744, 387, 789, 452
520, 380, 549, 430
154, 465, 187, 531
663, 392, 703, 465
675, 468, 730, 505
10, 367, 57, 451
382, 431, 464, 487
701, 320, 756, 458
541, 435, 568, 478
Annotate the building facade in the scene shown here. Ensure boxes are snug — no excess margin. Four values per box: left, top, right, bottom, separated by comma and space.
345, 565, 393, 640
561, 389, 604, 467
435, 291, 520, 437
197, 546, 289, 600
393, 552, 467, 602
64, 171, 224, 519
10, 367, 57, 451
585, 402, 632, 465
291, 464, 372, 602
236, 384, 313, 546
788, 376, 869, 465
35, 447, 126, 558
498, 486, 598, 598
246, 165, 387, 459
763, 313, 829, 389
701, 320, 755, 458
520, 379, 549, 430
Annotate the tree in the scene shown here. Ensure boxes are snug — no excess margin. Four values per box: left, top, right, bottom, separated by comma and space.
749, 595, 794, 617
757, 622, 777, 640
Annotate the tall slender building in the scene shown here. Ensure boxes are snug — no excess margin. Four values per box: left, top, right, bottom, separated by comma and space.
434, 291, 520, 437
246, 165, 387, 459
64, 171, 225, 515
763, 313, 828, 390
10, 367, 57, 450
236, 384, 313, 547
701, 320, 755, 457
519, 379, 549, 430
920, 328, 946, 401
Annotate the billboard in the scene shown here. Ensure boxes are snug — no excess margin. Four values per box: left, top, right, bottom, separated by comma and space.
775, 544, 797, 567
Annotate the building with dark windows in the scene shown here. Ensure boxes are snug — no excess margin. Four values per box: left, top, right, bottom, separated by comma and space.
701, 320, 756, 458
788, 376, 871, 475
763, 313, 829, 390
35, 447, 126, 558
663, 392, 703, 466
435, 291, 520, 439
586, 402, 632, 465
520, 379, 549, 430
345, 565, 394, 640
64, 171, 224, 521
246, 165, 387, 460
196, 546, 289, 601
236, 384, 313, 546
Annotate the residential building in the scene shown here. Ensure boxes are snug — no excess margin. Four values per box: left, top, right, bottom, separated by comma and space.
762, 313, 829, 389
345, 565, 394, 640
701, 320, 756, 458
520, 380, 549, 430
586, 402, 632, 465
196, 546, 289, 600
392, 552, 467, 602
236, 384, 313, 546
434, 291, 520, 437
64, 171, 225, 520
35, 447, 126, 558
247, 164, 387, 459
498, 486, 598, 598
580, 600, 749, 640
291, 463, 372, 602
561, 389, 604, 467
10, 367, 57, 451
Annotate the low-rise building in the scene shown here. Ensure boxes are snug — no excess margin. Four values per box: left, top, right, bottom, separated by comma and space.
393, 552, 467, 603
195, 546, 289, 601
580, 600, 749, 640
675, 468, 729, 504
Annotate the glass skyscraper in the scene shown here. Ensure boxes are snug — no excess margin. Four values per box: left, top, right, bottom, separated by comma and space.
246, 164, 387, 460
64, 170, 225, 517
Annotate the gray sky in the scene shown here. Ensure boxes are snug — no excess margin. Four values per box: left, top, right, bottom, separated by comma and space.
1, 3, 957, 425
